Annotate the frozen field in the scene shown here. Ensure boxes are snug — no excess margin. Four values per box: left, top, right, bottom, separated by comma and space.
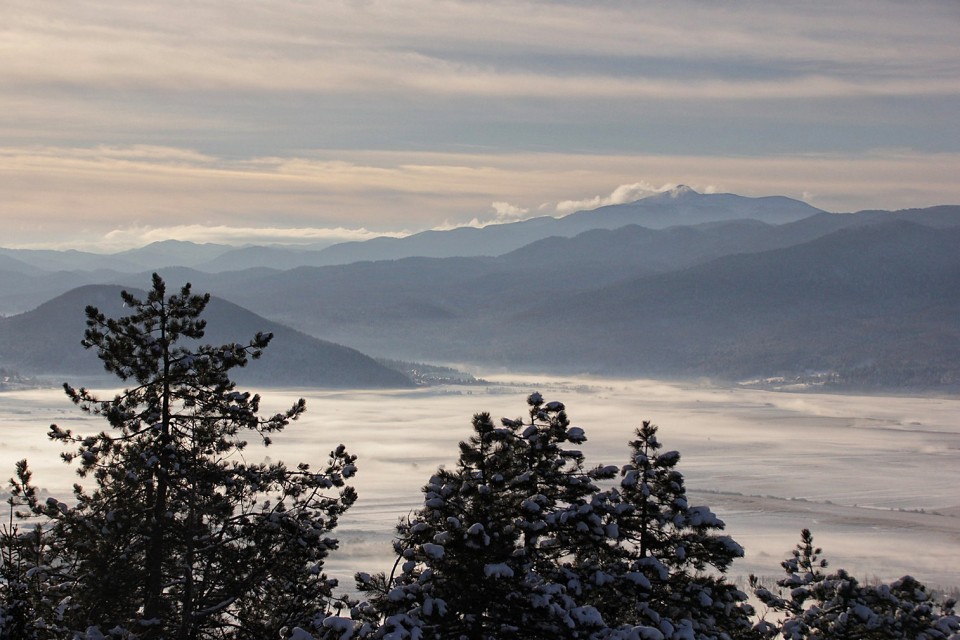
2, 376, 959, 590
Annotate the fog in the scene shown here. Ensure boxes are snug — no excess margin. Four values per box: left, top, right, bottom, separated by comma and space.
2, 376, 959, 592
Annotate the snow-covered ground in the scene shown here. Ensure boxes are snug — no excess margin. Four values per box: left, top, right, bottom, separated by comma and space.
2, 377, 958, 591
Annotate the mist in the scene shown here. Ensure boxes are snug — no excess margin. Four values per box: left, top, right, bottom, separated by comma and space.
2, 375, 958, 591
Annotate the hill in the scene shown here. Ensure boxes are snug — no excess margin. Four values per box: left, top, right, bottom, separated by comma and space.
0, 285, 414, 389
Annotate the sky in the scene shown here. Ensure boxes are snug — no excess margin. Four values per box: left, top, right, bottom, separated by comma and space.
2, 0, 959, 251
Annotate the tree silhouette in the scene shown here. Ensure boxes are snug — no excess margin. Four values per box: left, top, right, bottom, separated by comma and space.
1, 274, 358, 639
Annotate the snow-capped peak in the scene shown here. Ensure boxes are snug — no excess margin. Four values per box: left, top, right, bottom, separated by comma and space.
664, 185, 697, 198
639, 185, 699, 203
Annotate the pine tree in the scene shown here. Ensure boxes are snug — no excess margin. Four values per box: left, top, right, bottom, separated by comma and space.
356, 393, 617, 639
0, 275, 359, 639
0, 461, 63, 640
752, 529, 960, 640
594, 420, 758, 640
357, 396, 756, 640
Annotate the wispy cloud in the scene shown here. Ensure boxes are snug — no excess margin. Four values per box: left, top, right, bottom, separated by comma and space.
1, 1, 958, 248
5, 1, 957, 99
4, 143, 959, 249
91, 225, 406, 253
555, 183, 673, 215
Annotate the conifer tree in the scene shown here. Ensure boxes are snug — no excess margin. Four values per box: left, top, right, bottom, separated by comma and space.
594, 420, 758, 640
356, 393, 617, 639
752, 529, 960, 640
357, 396, 757, 640
0, 275, 359, 639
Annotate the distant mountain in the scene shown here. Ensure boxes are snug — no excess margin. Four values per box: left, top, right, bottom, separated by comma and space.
1, 198, 959, 390
0, 248, 141, 273
189, 218, 960, 390
0, 253, 41, 275
0, 241, 233, 274
197, 245, 314, 272
3, 195, 958, 278
553, 185, 822, 231
114, 240, 234, 270
281, 186, 825, 267
304, 218, 561, 265
0, 285, 413, 388
0, 269, 133, 317
200, 199, 956, 271
497, 220, 960, 387
195, 208, 956, 346
169, 187, 824, 271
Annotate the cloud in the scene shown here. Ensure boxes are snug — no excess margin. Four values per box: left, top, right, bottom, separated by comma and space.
4, 1, 957, 102
95, 224, 408, 252
555, 182, 670, 215
490, 201, 530, 223
3, 144, 960, 249
432, 201, 532, 231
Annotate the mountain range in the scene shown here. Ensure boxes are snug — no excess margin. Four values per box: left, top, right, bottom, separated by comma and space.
1, 187, 958, 391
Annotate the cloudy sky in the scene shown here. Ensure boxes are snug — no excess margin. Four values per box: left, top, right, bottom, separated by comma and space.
3, 0, 959, 250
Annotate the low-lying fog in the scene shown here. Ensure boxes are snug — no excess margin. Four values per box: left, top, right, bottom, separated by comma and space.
2, 376, 958, 592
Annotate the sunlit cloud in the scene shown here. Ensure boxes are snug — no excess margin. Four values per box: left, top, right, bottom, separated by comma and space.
555, 182, 671, 215
3, 143, 960, 249
95, 224, 409, 252
433, 201, 535, 232
490, 201, 529, 221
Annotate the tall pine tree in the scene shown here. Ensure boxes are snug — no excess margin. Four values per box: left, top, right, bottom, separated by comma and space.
0, 275, 358, 639
594, 420, 758, 640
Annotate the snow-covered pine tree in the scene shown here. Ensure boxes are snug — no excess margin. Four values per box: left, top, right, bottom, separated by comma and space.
752, 529, 960, 640
589, 420, 758, 640
0, 461, 62, 640
0, 275, 358, 639
356, 393, 617, 639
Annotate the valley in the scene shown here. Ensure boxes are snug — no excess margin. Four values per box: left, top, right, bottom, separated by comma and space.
3, 376, 958, 590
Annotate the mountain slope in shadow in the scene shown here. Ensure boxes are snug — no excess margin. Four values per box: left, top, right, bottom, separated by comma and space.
0, 284, 413, 388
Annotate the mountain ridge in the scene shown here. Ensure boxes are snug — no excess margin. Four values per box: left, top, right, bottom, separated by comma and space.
0, 193, 958, 391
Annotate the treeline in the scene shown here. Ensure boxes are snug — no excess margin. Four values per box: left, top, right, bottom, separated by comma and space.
1, 277, 957, 639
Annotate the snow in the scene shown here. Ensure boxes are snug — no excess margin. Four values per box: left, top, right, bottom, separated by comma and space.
634, 628, 665, 640
570, 605, 604, 626
421, 542, 445, 560
483, 562, 515, 578
320, 617, 359, 640
624, 572, 652, 589
686, 506, 722, 527
521, 498, 542, 513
